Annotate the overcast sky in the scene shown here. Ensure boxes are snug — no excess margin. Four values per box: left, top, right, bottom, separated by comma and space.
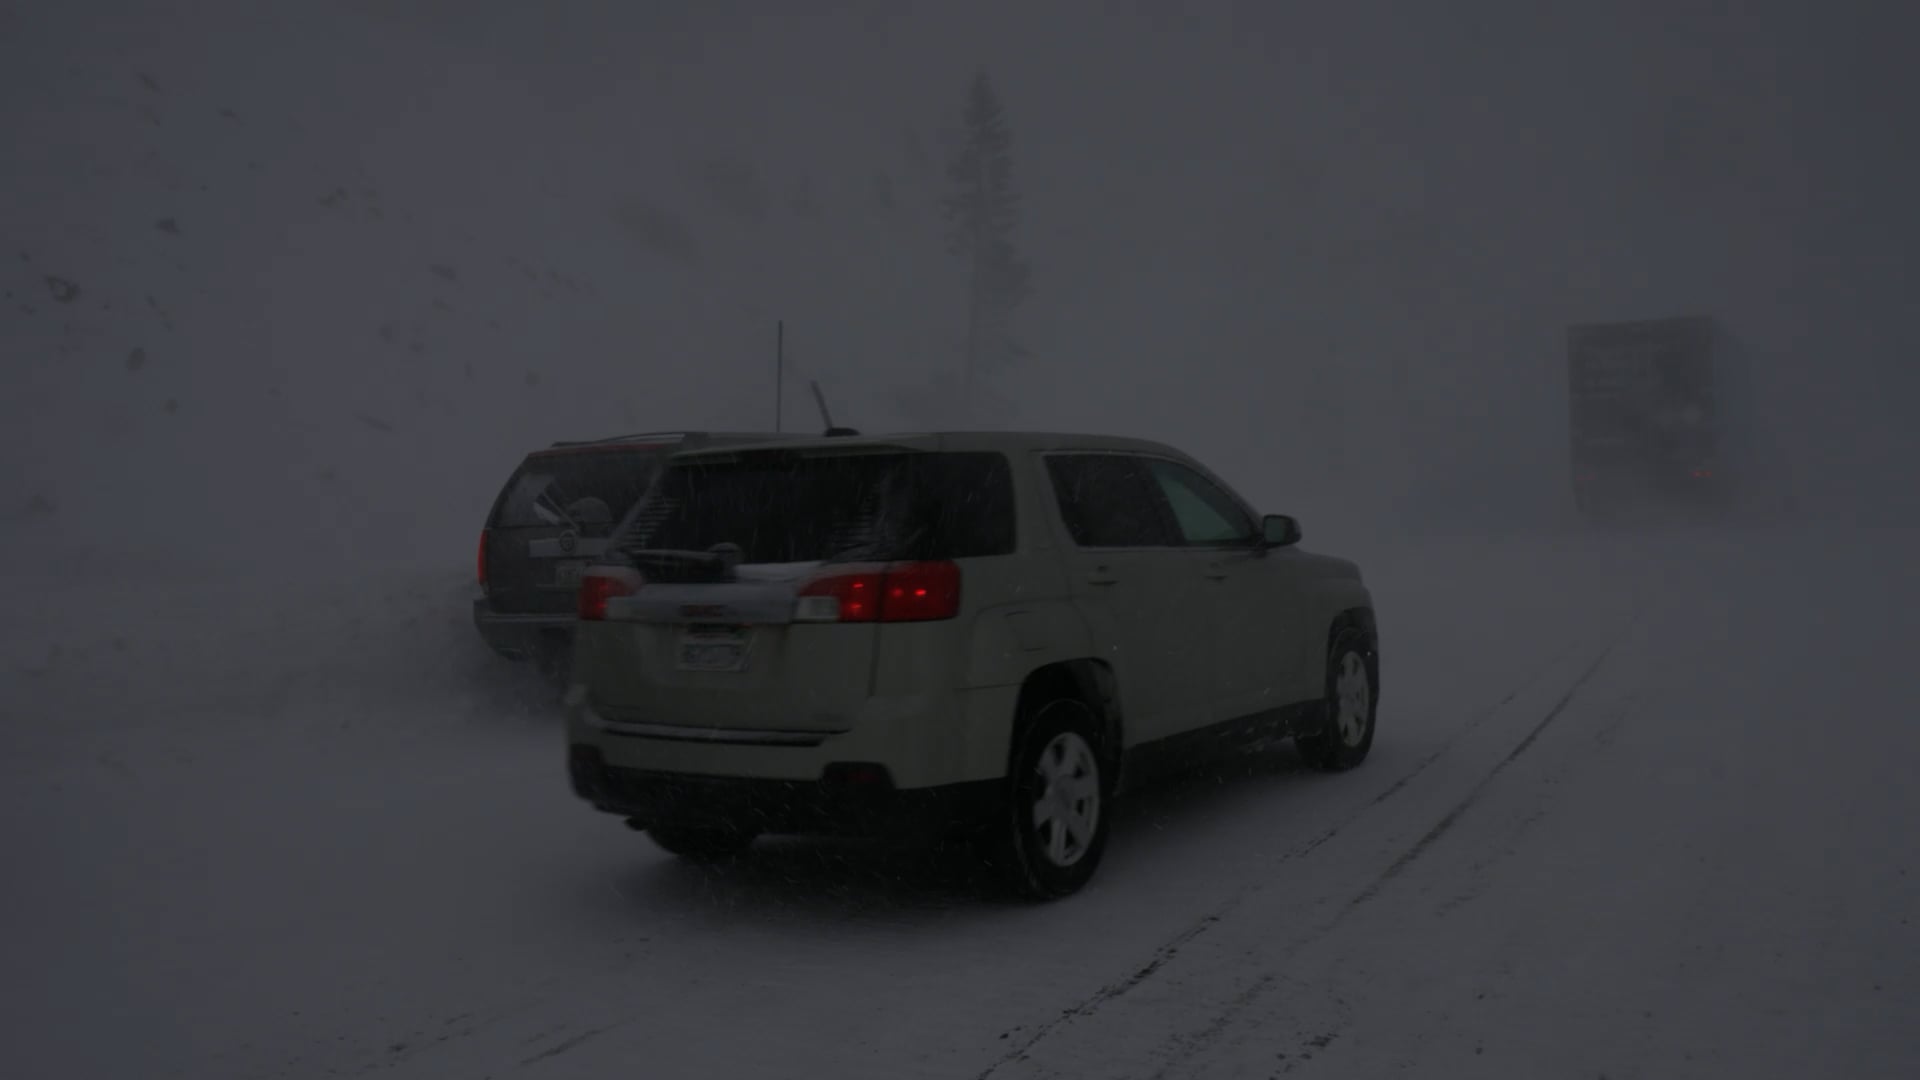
5, 1, 1917, 568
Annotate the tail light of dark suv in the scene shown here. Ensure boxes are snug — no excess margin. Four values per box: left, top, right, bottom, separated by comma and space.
578, 566, 644, 621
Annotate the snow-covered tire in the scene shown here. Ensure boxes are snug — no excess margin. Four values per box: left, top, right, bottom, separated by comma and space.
1297, 627, 1377, 772
992, 696, 1111, 901
648, 824, 757, 863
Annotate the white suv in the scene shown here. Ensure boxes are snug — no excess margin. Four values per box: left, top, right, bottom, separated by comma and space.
564, 432, 1378, 899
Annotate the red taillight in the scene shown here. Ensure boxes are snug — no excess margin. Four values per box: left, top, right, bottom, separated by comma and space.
477, 530, 489, 588
578, 567, 643, 621
881, 561, 962, 621
796, 561, 961, 623
1691, 467, 1713, 479
799, 569, 883, 621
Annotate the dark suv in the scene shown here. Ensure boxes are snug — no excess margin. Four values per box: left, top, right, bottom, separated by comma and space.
473, 431, 782, 678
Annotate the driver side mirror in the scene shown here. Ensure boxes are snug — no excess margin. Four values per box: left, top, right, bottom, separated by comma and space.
1261, 514, 1302, 548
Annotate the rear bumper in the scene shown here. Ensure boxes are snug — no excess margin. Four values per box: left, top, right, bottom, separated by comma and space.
567, 744, 1002, 837
472, 598, 573, 660
564, 682, 1021, 790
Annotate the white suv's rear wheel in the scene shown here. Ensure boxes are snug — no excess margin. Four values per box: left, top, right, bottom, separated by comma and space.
995, 697, 1110, 900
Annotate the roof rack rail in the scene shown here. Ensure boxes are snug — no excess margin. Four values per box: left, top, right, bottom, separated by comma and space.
544, 431, 693, 449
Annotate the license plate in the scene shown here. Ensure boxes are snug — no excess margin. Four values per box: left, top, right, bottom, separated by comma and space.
676, 628, 752, 672
553, 560, 587, 588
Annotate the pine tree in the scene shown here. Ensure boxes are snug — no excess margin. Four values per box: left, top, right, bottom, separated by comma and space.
942, 70, 1030, 423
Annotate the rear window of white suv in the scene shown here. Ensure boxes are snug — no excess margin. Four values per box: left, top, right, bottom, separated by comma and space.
619, 450, 1015, 564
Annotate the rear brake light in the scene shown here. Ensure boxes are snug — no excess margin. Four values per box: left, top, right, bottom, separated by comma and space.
883, 561, 962, 621
798, 568, 882, 622
578, 566, 643, 621
478, 530, 489, 588
795, 561, 960, 623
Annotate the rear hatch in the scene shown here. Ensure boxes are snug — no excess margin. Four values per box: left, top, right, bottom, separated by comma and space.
482, 440, 684, 615
577, 443, 1013, 735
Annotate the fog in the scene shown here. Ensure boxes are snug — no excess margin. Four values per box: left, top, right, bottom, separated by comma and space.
10, 1, 1919, 572
5, 3, 1920, 1078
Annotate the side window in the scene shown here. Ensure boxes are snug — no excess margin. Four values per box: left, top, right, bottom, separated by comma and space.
898, 452, 1017, 559
1045, 454, 1174, 548
1145, 460, 1255, 546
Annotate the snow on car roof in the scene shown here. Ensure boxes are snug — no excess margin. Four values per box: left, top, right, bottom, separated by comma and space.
665, 430, 1189, 462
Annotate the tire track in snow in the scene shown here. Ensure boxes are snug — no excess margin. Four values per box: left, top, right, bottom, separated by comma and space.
975, 628, 1618, 1080
1127, 615, 1644, 1080
341, 939, 658, 1076
1145, 974, 1352, 1080
518, 1021, 624, 1068
1337, 630, 1625, 916
1428, 665, 1675, 921
973, 916, 1225, 1079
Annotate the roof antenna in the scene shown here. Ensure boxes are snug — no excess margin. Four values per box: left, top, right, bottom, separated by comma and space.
810, 380, 860, 437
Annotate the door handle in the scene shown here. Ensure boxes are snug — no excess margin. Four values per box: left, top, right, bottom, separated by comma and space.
1203, 561, 1230, 581
1087, 567, 1119, 586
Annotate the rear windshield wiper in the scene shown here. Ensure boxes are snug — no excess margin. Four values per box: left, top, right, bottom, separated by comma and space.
533, 486, 579, 529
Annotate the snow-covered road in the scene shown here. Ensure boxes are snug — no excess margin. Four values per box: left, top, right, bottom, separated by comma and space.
5, 527, 1916, 1079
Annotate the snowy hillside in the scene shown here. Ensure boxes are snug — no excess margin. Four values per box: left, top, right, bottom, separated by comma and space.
1, 3, 979, 572
13, 3, 1920, 577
